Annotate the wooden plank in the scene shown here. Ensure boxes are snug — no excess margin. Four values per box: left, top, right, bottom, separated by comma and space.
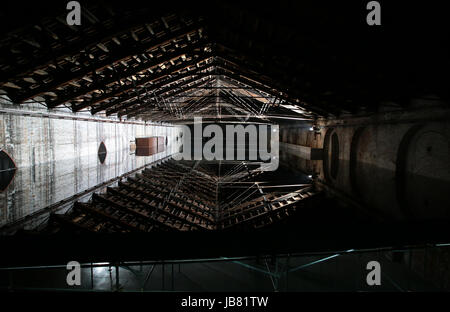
15, 25, 203, 103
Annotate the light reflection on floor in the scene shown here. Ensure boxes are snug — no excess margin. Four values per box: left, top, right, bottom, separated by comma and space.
0, 143, 179, 229
0, 251, 439, 292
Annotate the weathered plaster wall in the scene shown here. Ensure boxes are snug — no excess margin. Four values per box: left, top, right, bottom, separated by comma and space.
0, 98, 181, 227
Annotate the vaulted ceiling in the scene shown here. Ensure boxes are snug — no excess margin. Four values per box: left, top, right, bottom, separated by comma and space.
0, 1, 448, 123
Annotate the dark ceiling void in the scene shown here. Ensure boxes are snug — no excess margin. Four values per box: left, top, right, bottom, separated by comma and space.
0, 1, 447, 123
98, 142, 107, 164
0, 150, 16, 192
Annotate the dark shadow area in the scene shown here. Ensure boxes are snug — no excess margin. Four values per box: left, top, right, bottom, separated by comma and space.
0, 150, 16, 191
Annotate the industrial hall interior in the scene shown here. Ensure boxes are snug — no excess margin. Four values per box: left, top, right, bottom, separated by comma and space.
0, 1, 449, 292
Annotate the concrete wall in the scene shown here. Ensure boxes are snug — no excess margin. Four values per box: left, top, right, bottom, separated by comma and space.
280, 101, 450, 222
0, 97, 181, 227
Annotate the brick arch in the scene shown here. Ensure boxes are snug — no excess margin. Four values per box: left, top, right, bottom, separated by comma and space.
395, 124, 423, 219
349, 127, 366, 197
322, 127, 334, 184
396, 124, 450, 220
330, 132, 339, 179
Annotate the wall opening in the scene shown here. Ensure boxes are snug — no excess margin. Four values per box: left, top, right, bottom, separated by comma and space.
0, 150, 16, 191
98, 142, 107, 164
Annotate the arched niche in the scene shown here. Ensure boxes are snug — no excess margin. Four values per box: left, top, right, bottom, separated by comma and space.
0, 150, 16, 192
98, 142, 107, 164
396, 124, 450, 220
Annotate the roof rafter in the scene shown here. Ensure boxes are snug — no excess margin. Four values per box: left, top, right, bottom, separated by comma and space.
13, 23, 204, 103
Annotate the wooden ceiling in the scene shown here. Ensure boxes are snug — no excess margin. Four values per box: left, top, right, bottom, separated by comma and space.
0, 1, 448, 122
44, 159, 316, 233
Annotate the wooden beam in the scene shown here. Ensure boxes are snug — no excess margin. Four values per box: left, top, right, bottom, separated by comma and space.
52, 40, 209, 109
109, 71, 214, 116
15, 24, 203, 103
89, 57, 213, 114
124, 77, 215, 118
0, 11, 197, 83
73, 202, 143, 232
92, 193, 173, 231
